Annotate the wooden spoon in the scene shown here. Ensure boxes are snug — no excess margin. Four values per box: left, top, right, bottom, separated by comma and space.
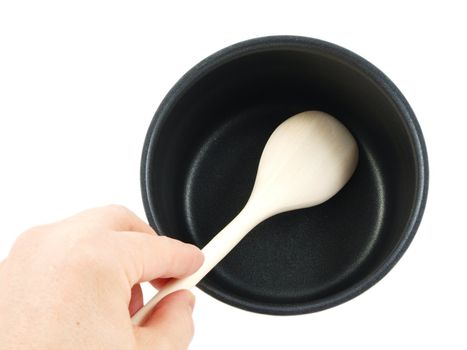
132, 110, 358, 325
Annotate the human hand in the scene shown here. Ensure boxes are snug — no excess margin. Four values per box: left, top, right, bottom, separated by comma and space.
0, 205, 204, 350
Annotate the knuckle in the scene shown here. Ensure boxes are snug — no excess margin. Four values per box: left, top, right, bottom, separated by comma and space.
64, 237, 116, 276
21, 224, 49, 238
11, 225, 49, 251
156, 235, 172, 250
105, 204, 132, 217
156, 236, 177, 273
157, 235, 171, 245
158, 235, 177, 248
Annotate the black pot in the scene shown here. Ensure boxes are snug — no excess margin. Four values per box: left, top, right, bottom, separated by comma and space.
141, 36, 428, 315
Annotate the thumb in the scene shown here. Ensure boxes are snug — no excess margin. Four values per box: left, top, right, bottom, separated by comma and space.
135, 290, 196, 350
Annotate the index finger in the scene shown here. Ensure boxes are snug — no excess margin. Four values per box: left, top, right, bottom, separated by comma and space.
112, 232, 204, 286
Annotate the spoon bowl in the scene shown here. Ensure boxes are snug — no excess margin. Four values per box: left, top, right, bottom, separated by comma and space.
248, 111, 358, 217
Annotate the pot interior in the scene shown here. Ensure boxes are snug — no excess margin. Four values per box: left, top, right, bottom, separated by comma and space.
143, 43, 419, 314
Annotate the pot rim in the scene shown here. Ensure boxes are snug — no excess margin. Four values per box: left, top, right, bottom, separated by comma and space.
141, 35, 429, 315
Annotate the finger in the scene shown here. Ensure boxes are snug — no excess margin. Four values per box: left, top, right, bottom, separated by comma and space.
129, 284, 144, 316
150, 278, 171, 290
136, 290, 195, 350
61, 205, 155, 234
112, 232, 204, 285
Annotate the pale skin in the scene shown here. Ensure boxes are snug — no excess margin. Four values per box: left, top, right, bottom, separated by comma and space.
0, 205, 204, 350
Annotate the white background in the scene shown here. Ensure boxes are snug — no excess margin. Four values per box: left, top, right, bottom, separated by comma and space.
1, 1, 466, 349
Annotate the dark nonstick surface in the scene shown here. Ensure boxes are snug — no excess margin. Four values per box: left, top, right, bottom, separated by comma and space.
142, 36, 428, 314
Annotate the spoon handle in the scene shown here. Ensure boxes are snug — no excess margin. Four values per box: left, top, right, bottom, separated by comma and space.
131, 206, 262, 326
